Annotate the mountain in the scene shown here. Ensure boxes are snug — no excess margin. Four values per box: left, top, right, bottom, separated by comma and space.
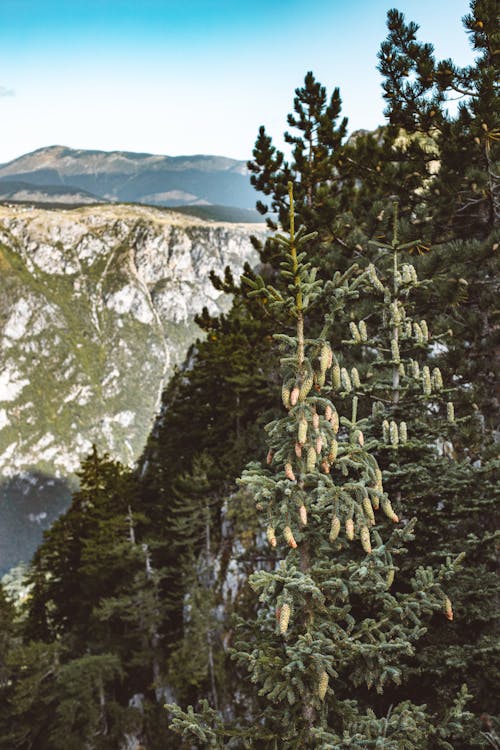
0, 202, 264, 572
0, 145, 257, 209
0, 179, 105, 206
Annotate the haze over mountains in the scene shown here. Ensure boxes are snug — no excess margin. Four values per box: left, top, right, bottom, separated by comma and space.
0, 145, 258, 214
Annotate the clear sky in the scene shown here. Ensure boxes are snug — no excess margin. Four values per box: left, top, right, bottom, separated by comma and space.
0, 0, 475, 164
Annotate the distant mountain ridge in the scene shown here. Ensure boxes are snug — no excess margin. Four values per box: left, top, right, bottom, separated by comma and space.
0, 145, 257, 210
0, 179, 105, 205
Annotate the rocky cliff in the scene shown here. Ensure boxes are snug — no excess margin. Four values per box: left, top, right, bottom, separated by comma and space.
0, 203, 262, 570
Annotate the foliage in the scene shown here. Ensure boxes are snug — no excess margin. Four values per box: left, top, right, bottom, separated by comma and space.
0, 2, 497, 747
165, 185, 470, 748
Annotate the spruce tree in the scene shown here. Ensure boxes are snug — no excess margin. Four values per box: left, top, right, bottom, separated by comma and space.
166, 185, 466, 748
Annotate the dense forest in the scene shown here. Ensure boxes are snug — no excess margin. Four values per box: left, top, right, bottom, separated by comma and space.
1, 2, 498, 748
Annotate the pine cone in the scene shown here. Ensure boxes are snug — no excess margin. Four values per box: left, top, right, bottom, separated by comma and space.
328, 439, 338, 464
298, 418, 308, 446
298, 374, 314, 401
329, 516, 341, 541
422, 366, 432, 396
290, 385, 300, 406
306, 446, 316, 472
444, 596, 454, 621
350, 322, 361, 342
360, 526, 372, 554
381, 498, 399, 523
282, 382, 292, 409
346, 518, 355, 540
283, 526, 298, 548
266, 527, 277, 547
389, 420, 399, 447
280, 603, 291, 634
332, 364, 341, 390
351, 367, 361, 388
320, 343, 332, 374
447, 402, 455, 423
318, 671, 329, 701
362, 496, 375, 524
340, 367, 352, 392
399, 421, 408, 443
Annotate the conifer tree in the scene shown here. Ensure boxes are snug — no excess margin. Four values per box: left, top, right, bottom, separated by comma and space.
378, 1, 499, 236
166, 185, 466, 748
376, 2, 499, 426
25, 447, 141, 643
0, 640, 127, 750
160, 5, 498, 738
248, 72, 348, 231
11, 447, 171, 748
247, 71, 359, 280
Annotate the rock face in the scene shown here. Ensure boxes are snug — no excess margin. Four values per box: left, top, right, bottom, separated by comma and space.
0, 203, 262, 570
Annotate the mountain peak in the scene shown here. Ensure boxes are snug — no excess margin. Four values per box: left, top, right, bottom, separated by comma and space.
0, 145, 255, 209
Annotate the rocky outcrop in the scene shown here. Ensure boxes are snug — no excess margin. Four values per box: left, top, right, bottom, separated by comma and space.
0, 203, 262, 478
0, 203, 263, 570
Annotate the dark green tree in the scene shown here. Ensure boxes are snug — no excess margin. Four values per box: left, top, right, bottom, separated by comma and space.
0, 639, 129, 750
324, 201, 499, 746
248, 71, 348, 230
10, 447, 171, 748
378, 1, 499, 236
166, 185, 468, 748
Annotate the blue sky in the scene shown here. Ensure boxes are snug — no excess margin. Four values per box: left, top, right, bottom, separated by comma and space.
0, 0, 474, 163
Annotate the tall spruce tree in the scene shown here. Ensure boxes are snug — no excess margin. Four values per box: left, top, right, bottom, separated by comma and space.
166, 185, 468, 748
238, 7, 499, 739
322, 201, 499, 744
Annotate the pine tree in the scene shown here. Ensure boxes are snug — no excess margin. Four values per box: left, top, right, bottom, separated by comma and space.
247, 70, 358, 282
166, 185, 467, 748
248, 71, 348, 231
0, 639, 127, 750
375, 16, 500, 736
323, 202, 493, 735
163, 5, 498, 738
12, 447, 172, 747
378, 1, 499, 236
25, 447, 141, 643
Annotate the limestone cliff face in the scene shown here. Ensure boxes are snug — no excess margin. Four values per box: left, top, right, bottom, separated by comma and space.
0, 204, 262, 480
